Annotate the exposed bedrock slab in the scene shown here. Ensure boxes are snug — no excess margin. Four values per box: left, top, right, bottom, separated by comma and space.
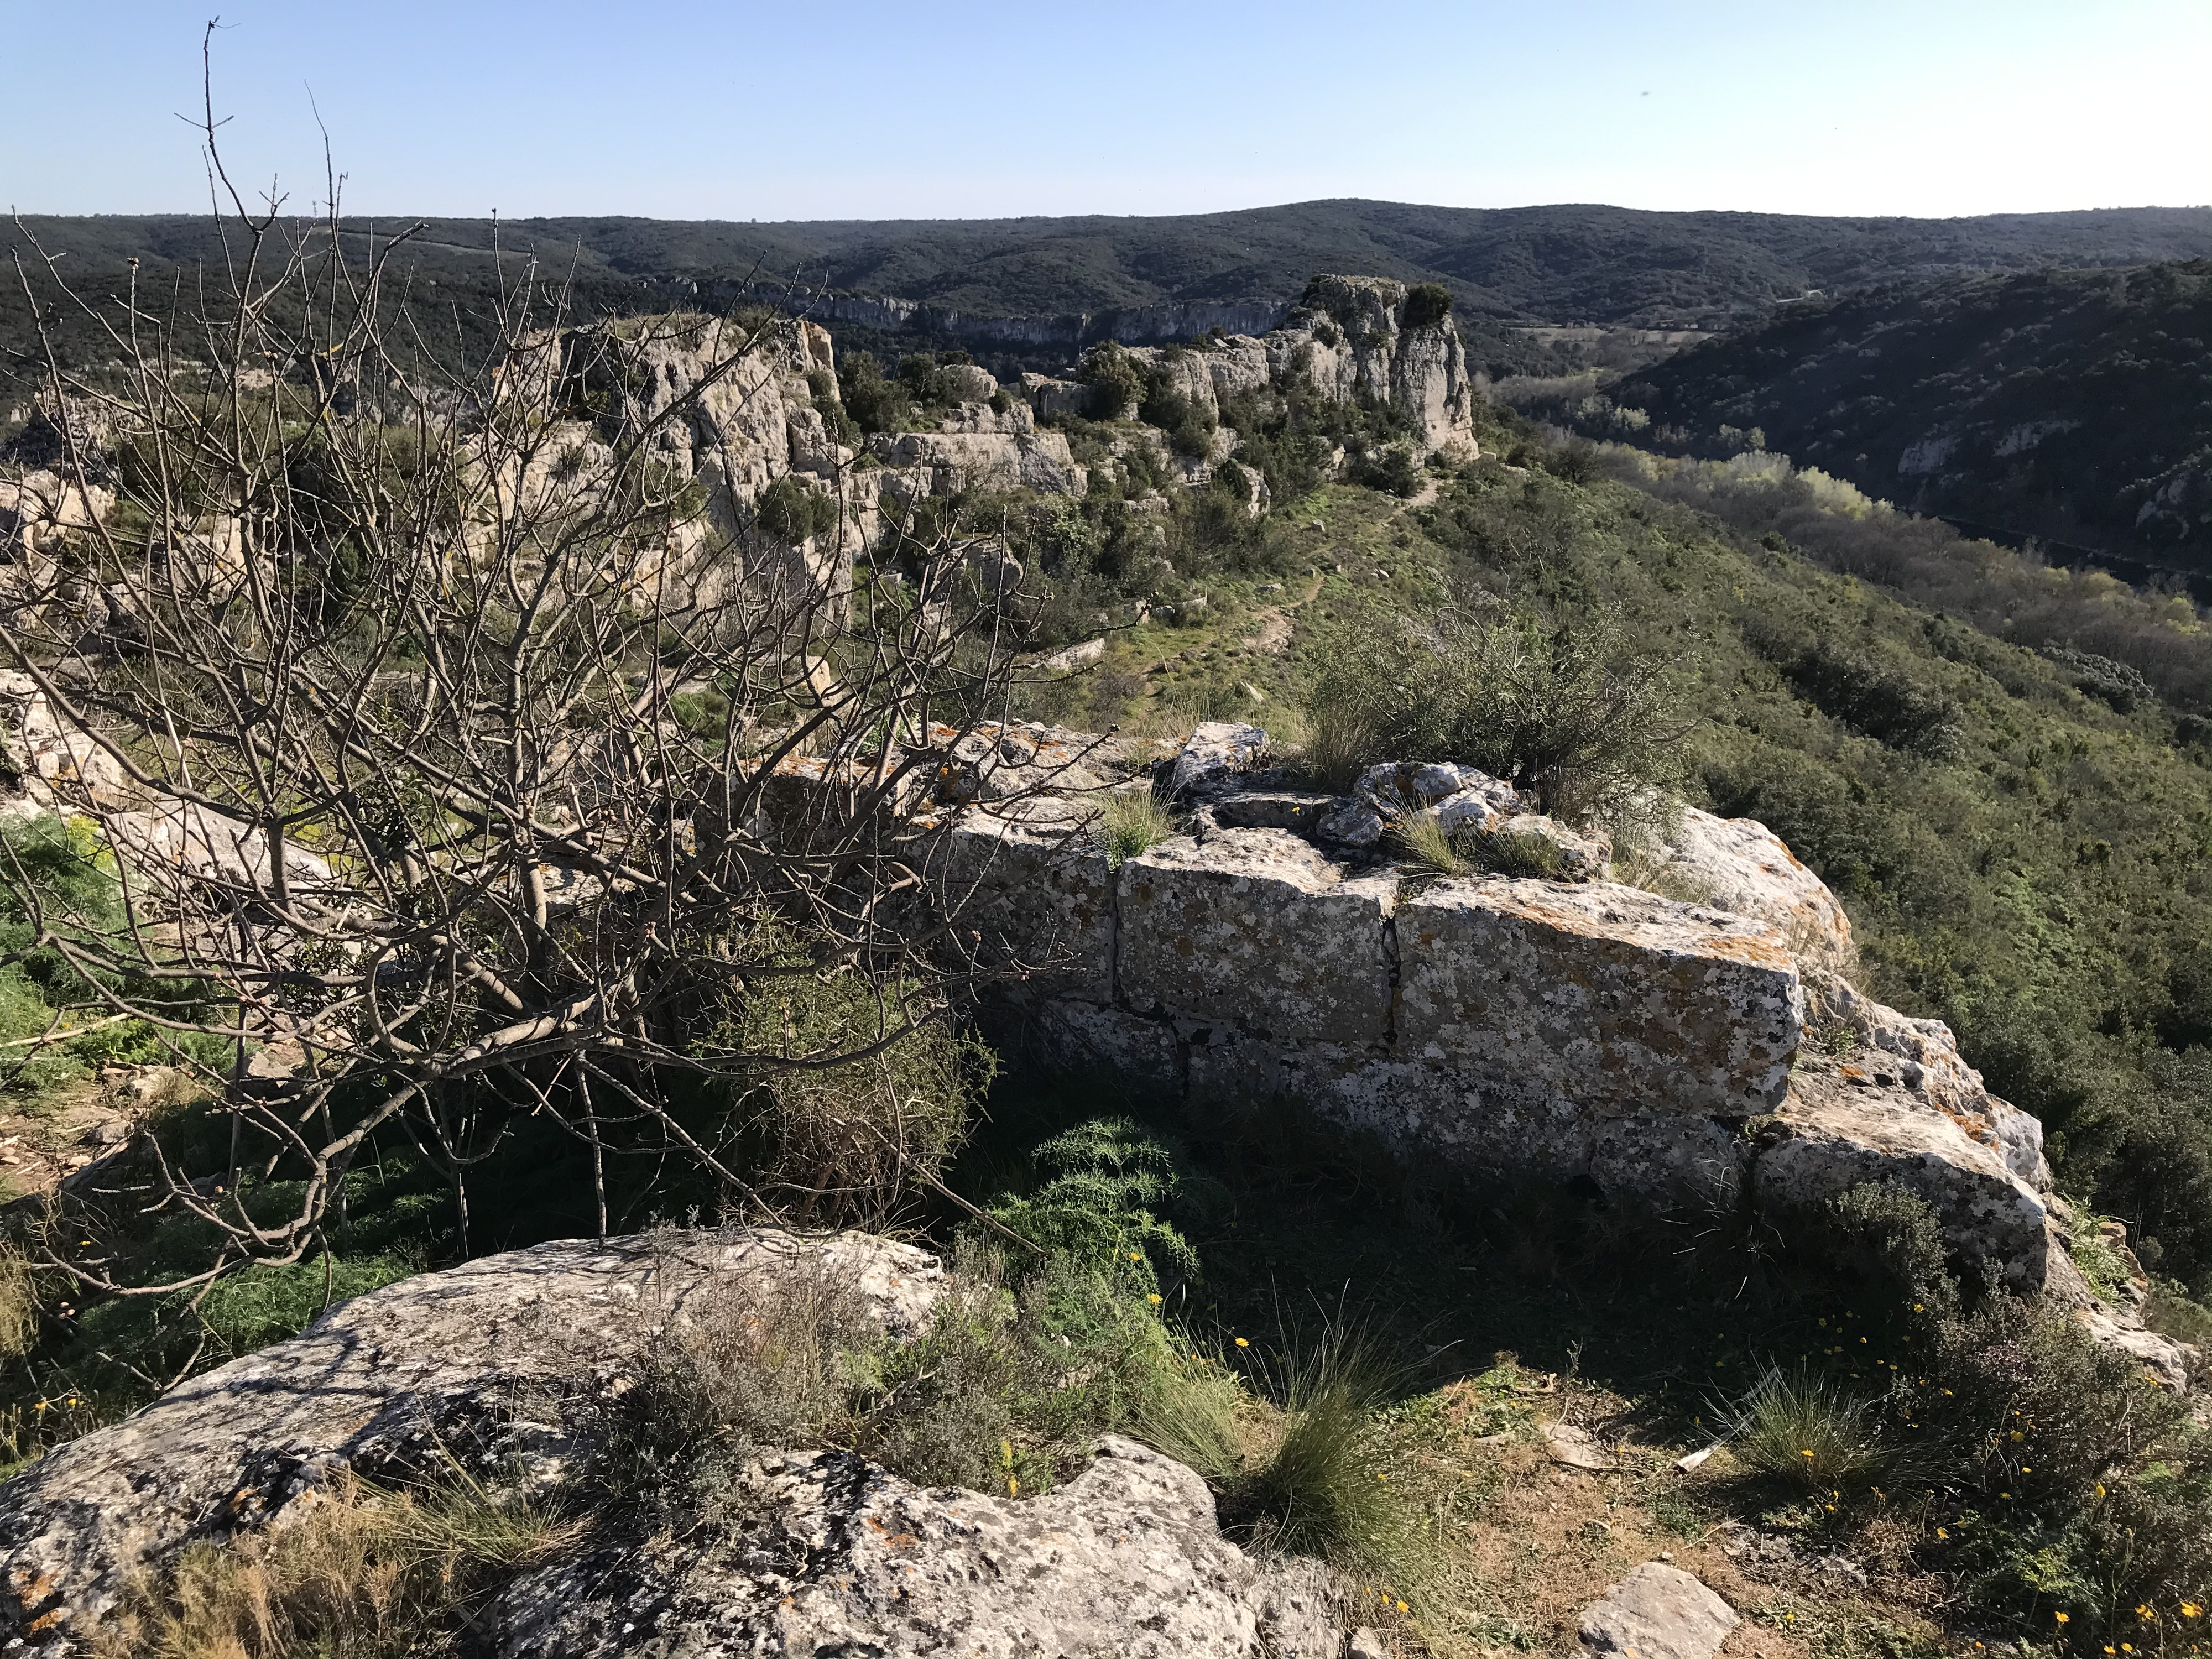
935, 809, 1115, 1000
0, 1231, 946, 1646
1118, 829, 1396, 1044
1397, 878, 1803, 1115
1754, 1068, 2051, 1288
494, 1437, 1343, 1659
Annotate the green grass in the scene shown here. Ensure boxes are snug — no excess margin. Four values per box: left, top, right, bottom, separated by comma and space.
1718, 1365, 1894, 1493
1098, 789, 1182, 868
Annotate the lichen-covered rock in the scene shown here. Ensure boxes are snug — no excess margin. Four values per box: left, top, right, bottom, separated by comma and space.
1397, 878, 1803, 1115
1170, 720, 1269, 796
0, 1231, 945, 1647
1755, 1062, 2051, 1288
493, 1436, 1343, 1658
935, 808, 1115, 1001
1656, 807, 1857, 974
1580, 1563, 1739, 1659
1801, 970, 2051, 1182
1120, 830, 1396, 1045
1590, 1111, 1747, 1212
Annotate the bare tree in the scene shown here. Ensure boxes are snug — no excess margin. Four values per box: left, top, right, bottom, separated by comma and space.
0, 55, 1054, 1308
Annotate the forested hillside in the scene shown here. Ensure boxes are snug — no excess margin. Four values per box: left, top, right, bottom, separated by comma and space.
1611, 260, 2212, 569
7, 201, 2210, 377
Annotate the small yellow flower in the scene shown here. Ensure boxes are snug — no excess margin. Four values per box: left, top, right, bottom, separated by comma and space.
2108, 1647, 2119, 1654
1128, 1251, 1141, 1261
2182, 1603, 2203, 1619
1936, 1527, 1949, 1540
2001, 1491, 2012, 1500
1802, 1449, 1815, 1459
2124, 1646, 2135, 1653
1235, 1337, 1249, 1348
2011, 1430, 2024, 1442
1146, 1293, 1162, 1305
1914, 1302, 1925, 1312
2141, 1607, 2157, 1621
2057, 1613, 2072, 1625
2096, 1483, 2109, 1498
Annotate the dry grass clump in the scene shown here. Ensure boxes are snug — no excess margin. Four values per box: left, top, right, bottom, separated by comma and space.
1391, 816, 1565, 881
1297, 700, 1380, 794
91, 1473, 575, 1659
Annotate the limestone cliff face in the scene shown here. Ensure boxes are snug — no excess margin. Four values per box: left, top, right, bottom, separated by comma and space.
1265, 274, 1479, 456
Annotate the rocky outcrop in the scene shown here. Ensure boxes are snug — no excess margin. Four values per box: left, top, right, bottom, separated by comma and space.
1265, 274, 1480, 457
866, 427, 1087, 500
494, 1436, 1340, 1658
0, 1230, 946, 1646
0, 1229, 1341, 1656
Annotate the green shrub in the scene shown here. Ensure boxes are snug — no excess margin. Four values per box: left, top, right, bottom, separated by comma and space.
1404, 284, 1453, 329
1303, 601, 1686, 823
985, 1115, 1221, 1285
837, 349, 911, 434
1076, 342, 1144, 421
726, 969, 994, 1225
754, 474, 840, 542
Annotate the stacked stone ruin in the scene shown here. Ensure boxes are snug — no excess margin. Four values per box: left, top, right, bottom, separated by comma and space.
925, 719, 2095, 1314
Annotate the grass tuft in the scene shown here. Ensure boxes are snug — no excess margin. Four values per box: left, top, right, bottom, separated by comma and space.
1719, 1363, 1892, 1492
1098, 790, 1182, 868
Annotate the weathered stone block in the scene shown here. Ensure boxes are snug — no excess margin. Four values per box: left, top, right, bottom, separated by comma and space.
1752, 1072, 2051, 1288
1119, 830, 1395, 1043
1397, 878, 1802, 1115
1185, 1031, 1596, 1178
1028, 999, 1182, 1097
935, 809, 1114, 1001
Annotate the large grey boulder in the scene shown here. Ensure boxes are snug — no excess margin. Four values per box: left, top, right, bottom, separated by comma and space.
1580, 1563, 1739, 1659
0, 1230, 946, 1647
494, 1436, 1342, 1658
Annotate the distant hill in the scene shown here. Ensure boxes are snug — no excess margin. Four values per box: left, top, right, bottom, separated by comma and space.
1617, 260, 2212, 570
6, 200, 2211, 381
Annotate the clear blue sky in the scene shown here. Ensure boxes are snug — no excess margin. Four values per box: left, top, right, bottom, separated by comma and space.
4, 1, 2207, 222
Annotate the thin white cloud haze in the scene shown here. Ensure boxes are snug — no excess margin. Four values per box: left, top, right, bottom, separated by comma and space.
2, 0, 2207, 221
